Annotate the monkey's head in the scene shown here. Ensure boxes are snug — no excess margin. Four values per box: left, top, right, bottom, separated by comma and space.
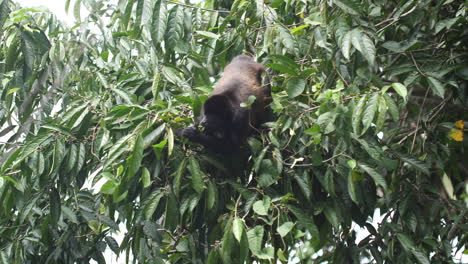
199, 95, 233, 139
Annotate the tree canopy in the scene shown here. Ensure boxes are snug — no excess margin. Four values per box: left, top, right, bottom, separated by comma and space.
0, 0, 467, 263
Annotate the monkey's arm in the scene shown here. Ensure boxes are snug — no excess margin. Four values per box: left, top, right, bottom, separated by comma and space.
176, 126, 240, 154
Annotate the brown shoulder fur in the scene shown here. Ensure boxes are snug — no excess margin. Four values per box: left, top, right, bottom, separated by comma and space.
212, 55, 271, 129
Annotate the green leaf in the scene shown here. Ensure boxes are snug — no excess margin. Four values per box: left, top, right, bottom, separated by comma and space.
167, 128, 174, 157
143, 190, 164, 220
76, 143, 86, 172
126, 135, 144, 180
221, 219, 235, 264
253, 196, 271, 216
350, 28, 375, 66
141, 167, 151, 188
348, 171, 358, 204
232, 218, 244, 242
435, 17, 459, 34
247, 225, 264, 255
206, 182, 217, 210
291, 24, 310, 35
411, 249, 430, 264
253, 146, 268, 173
61, 205, 78, 224
266, 63, 297, 75
152, 0, 168, 45
173, 158, 187, 197
427, 76, 445, 98
383, 94, 399, 121
341, 30, 352, 60
361, 93, 379, 134
277, 25, 295, 52
285, 77, 306, 98
258, 159, 277, 187
73, 0, 81, 21
207, 250, 221, 264
359, 163, 388, 191
104, 134, 132, 169
196, 30, 219, 39
6, 87, 19, 95
277, 222, 294, 237
100, 180, 117, 194
288, 205, 319, 238
375, 95, 387, 133
347, 159, 357, 169
324, 206, 339, 229
6, 132, 52, 171
105, 236, 120, 255
398, 155, 430, 175
391, 83, 408, 101
66, 143, 78, 173
397, 233, 416, 251
334, 0, 360, 15
353, 95, 367, 134
188, 157, 205, 194
166, 5, 184, 47
49, 187, 61, 224
112, 88, 133, 104
317, 111, 336, 134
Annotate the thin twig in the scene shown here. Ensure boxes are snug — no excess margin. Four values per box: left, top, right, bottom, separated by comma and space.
410, 88, 429, 154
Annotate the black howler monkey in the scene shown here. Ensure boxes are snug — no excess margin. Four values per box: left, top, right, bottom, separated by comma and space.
176, 55, 271, 154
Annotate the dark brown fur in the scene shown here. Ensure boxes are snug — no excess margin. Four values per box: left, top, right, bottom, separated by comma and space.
176, 55, 271, 154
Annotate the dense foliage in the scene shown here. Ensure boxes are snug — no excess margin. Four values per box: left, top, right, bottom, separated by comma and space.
0, 0, 467, 263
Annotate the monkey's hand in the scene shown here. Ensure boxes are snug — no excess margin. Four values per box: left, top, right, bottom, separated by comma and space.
175, 126, 200, 141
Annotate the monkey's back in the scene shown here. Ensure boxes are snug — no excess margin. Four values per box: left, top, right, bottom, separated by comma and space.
212, 55, 271, 130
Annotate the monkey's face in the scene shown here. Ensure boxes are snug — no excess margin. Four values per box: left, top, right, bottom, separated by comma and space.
199, 114, 228, 139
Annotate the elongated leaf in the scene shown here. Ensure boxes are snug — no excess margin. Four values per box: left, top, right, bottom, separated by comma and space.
334, 0, 360, 15
266, 63, 297, 75
383, 94, 399, 121
391, 83, 408, 101
375, 96, 387, 133
221, 219, 234, 264
61, 205, 78, 224
359, 163, 388, 191
398, 155, 430, 175
397, 233, 416, 251
152, 0, 168, 46
206, 182, 217, 210
141, 167, 151, 188
49, 187, 61, 224
353, 95, 367, 134
348, 171, 359, 204
427, 76, 445, 98
76, 143, 86, 172
362, 93, 379, 134
232, 218, 244, 242
66, 143, 78, 172
411, 249, 430, 264
167, 128, 174, 157
288, 205, 319, 238
341, 30, 352, 59
126, 135, 144, 181
105, 236, 119, 255
143, 190, 164, 220
104, 134, 132, 169
350, 28, 375, 66
73, 0, 81, 21
166, 5, 184, 47
188, 157, 205, 194
42, 125, 73, 137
